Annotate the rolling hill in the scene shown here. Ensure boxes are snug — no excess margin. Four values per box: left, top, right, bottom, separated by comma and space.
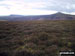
0, 12, 75, 21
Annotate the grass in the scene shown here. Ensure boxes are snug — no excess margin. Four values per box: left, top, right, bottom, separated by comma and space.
0, 20, 75, 56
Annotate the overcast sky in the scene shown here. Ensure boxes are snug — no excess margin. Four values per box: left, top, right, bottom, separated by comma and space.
0, 0, 75, 16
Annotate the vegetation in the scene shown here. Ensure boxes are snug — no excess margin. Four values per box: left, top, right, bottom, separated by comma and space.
0, 20, 75, 56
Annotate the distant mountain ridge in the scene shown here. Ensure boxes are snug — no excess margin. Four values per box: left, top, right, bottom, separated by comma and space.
0, 12, 75, 21
10, 14, 24, 17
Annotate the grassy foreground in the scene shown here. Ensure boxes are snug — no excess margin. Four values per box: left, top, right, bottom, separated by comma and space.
0, 20, 75, 56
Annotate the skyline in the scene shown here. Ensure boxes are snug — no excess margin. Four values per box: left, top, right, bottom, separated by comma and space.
0, 0, 75, 16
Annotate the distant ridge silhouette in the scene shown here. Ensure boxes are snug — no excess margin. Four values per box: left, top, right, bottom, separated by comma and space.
0, 12, 75, 21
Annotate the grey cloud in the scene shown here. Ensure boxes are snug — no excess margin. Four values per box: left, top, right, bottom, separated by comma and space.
38, 0, 75, 13
0, 0, 75, 13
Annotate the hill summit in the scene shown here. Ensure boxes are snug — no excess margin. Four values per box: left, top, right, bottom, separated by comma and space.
0, 12, 75, 21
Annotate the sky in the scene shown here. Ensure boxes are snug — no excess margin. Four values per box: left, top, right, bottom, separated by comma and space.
0, 0, 75, 16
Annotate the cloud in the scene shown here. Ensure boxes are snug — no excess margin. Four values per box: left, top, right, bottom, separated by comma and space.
0, 0, 46, 9
0, 0, 47, 10
9, 9, 57, 15
0, 0, 75, 15
70, 12, 75, 15
0, 0, 48, 15
0, 6, 10, 16
46, 0, 75, 13
0, 0, 57, 15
